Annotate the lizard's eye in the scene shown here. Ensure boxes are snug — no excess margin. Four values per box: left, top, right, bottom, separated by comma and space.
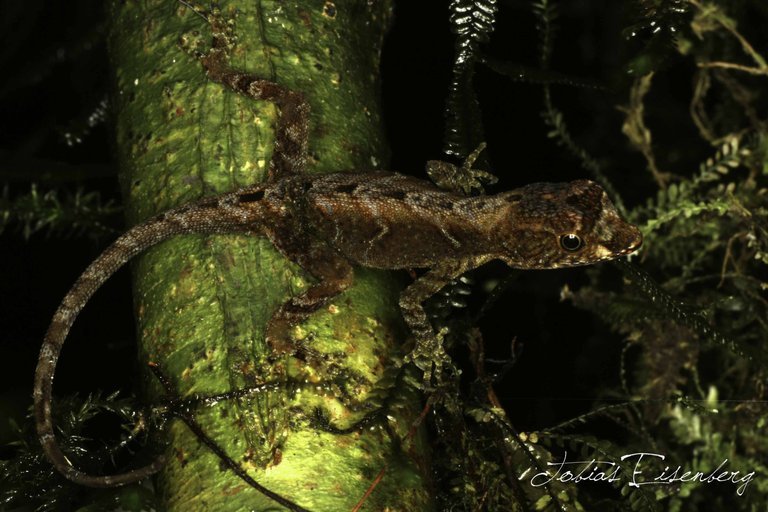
559, 234, 583, 252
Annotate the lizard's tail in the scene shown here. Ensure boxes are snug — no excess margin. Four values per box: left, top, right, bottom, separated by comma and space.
33, 188, 265, 487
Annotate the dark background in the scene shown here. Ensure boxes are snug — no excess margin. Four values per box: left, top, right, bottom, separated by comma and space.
0, 0, 690, 457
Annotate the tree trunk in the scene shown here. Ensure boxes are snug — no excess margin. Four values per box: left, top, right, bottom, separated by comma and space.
107, 1, 432, 510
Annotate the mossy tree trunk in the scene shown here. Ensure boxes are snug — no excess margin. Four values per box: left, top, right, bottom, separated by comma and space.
107, 1, 432, 510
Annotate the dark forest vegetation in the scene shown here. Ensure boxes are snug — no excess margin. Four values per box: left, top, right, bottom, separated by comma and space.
1, 1, 766, 511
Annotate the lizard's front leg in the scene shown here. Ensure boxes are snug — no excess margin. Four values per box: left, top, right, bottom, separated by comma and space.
399, 257, 490, 384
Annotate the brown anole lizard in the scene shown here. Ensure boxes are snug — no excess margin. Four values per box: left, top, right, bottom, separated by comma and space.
33, 10, 642, 489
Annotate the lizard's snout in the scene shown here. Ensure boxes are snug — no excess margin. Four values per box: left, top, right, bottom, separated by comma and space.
619, 225, 643, 255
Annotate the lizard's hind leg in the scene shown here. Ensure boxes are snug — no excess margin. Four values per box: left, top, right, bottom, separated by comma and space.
264, 227, 354, 356
179, 2, 310, 180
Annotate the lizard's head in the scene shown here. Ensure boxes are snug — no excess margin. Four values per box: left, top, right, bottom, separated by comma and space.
497, 180, 642, 269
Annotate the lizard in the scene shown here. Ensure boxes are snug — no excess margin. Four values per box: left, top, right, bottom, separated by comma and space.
33, 7, 642, 489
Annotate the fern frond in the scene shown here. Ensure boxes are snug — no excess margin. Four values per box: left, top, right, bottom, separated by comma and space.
531, 0, 559, 68
613, 260, 756, 361
624, 0, 690, 74
443, 0, 498, 159
61, 95, 109, 147
693, 135, 751, 186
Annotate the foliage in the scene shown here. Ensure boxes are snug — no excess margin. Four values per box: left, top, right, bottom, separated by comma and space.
2, 0, 767, 511
0, 393, 159, 512
0, 184, 119, 240
524, 0, 766, 510
423, 0, 768, 511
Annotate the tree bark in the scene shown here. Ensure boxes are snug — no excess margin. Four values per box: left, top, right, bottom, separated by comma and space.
107, 1, 432, 510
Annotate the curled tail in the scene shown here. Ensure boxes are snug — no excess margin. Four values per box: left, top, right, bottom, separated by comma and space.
33, 187, 267, 486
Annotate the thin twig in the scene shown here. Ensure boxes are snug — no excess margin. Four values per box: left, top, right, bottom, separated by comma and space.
697, 61, 768, 76
148, 363, 313, 512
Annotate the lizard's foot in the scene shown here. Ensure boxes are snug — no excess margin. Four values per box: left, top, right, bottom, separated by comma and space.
405, 327, 454, 387
426, 142, 498, 195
